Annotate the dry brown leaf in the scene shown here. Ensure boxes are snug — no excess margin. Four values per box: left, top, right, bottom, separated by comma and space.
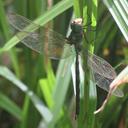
94, 66, 128, 114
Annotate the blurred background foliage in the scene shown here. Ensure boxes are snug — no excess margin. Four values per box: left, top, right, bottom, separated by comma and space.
0, 0, 127, 128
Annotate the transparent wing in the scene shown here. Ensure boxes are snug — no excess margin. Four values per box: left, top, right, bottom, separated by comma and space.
7, 12, 74, 59
83, 51, 124, 97
93, 72, 124, 97
87, 51, 116, 79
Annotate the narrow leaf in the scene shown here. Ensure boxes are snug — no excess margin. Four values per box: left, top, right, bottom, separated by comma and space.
0, 66, 53, 123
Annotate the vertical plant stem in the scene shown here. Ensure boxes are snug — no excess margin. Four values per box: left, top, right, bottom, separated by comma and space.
0, 0, 20, 77
76, 0, 98, 127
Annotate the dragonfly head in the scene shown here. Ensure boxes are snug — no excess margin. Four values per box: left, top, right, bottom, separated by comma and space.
71, 18, 83, 33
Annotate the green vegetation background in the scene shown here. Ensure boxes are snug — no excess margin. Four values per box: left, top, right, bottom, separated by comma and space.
0, 0, 127, 128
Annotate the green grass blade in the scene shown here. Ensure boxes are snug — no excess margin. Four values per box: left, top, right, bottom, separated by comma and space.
48, 56, 73, 127
103, 0, 128, 41
0, 92, 22, 120
39, 62, 55, 109
0, 0, 10, 40
0, 66, 53, 123
0, 0, 20, 77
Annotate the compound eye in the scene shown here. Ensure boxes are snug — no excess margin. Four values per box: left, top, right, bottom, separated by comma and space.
72, 20, 76, 24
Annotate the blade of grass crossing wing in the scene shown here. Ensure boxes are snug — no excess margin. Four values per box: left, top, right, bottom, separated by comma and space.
0, 0, 73, 53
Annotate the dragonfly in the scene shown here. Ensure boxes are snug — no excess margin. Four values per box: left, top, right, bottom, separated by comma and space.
7, 12, 124, 118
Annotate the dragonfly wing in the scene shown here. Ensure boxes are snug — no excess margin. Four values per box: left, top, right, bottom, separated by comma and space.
44, 30, 75, 59
88, 51, 116, 79
93, 71, 124, 97
7, 12, 74, 59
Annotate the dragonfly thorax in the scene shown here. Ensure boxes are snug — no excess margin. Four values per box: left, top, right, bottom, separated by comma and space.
67, 18, 83, 52
71, 18, 83, 33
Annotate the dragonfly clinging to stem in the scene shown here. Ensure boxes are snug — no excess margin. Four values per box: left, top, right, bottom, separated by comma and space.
7, 12, 124, 118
